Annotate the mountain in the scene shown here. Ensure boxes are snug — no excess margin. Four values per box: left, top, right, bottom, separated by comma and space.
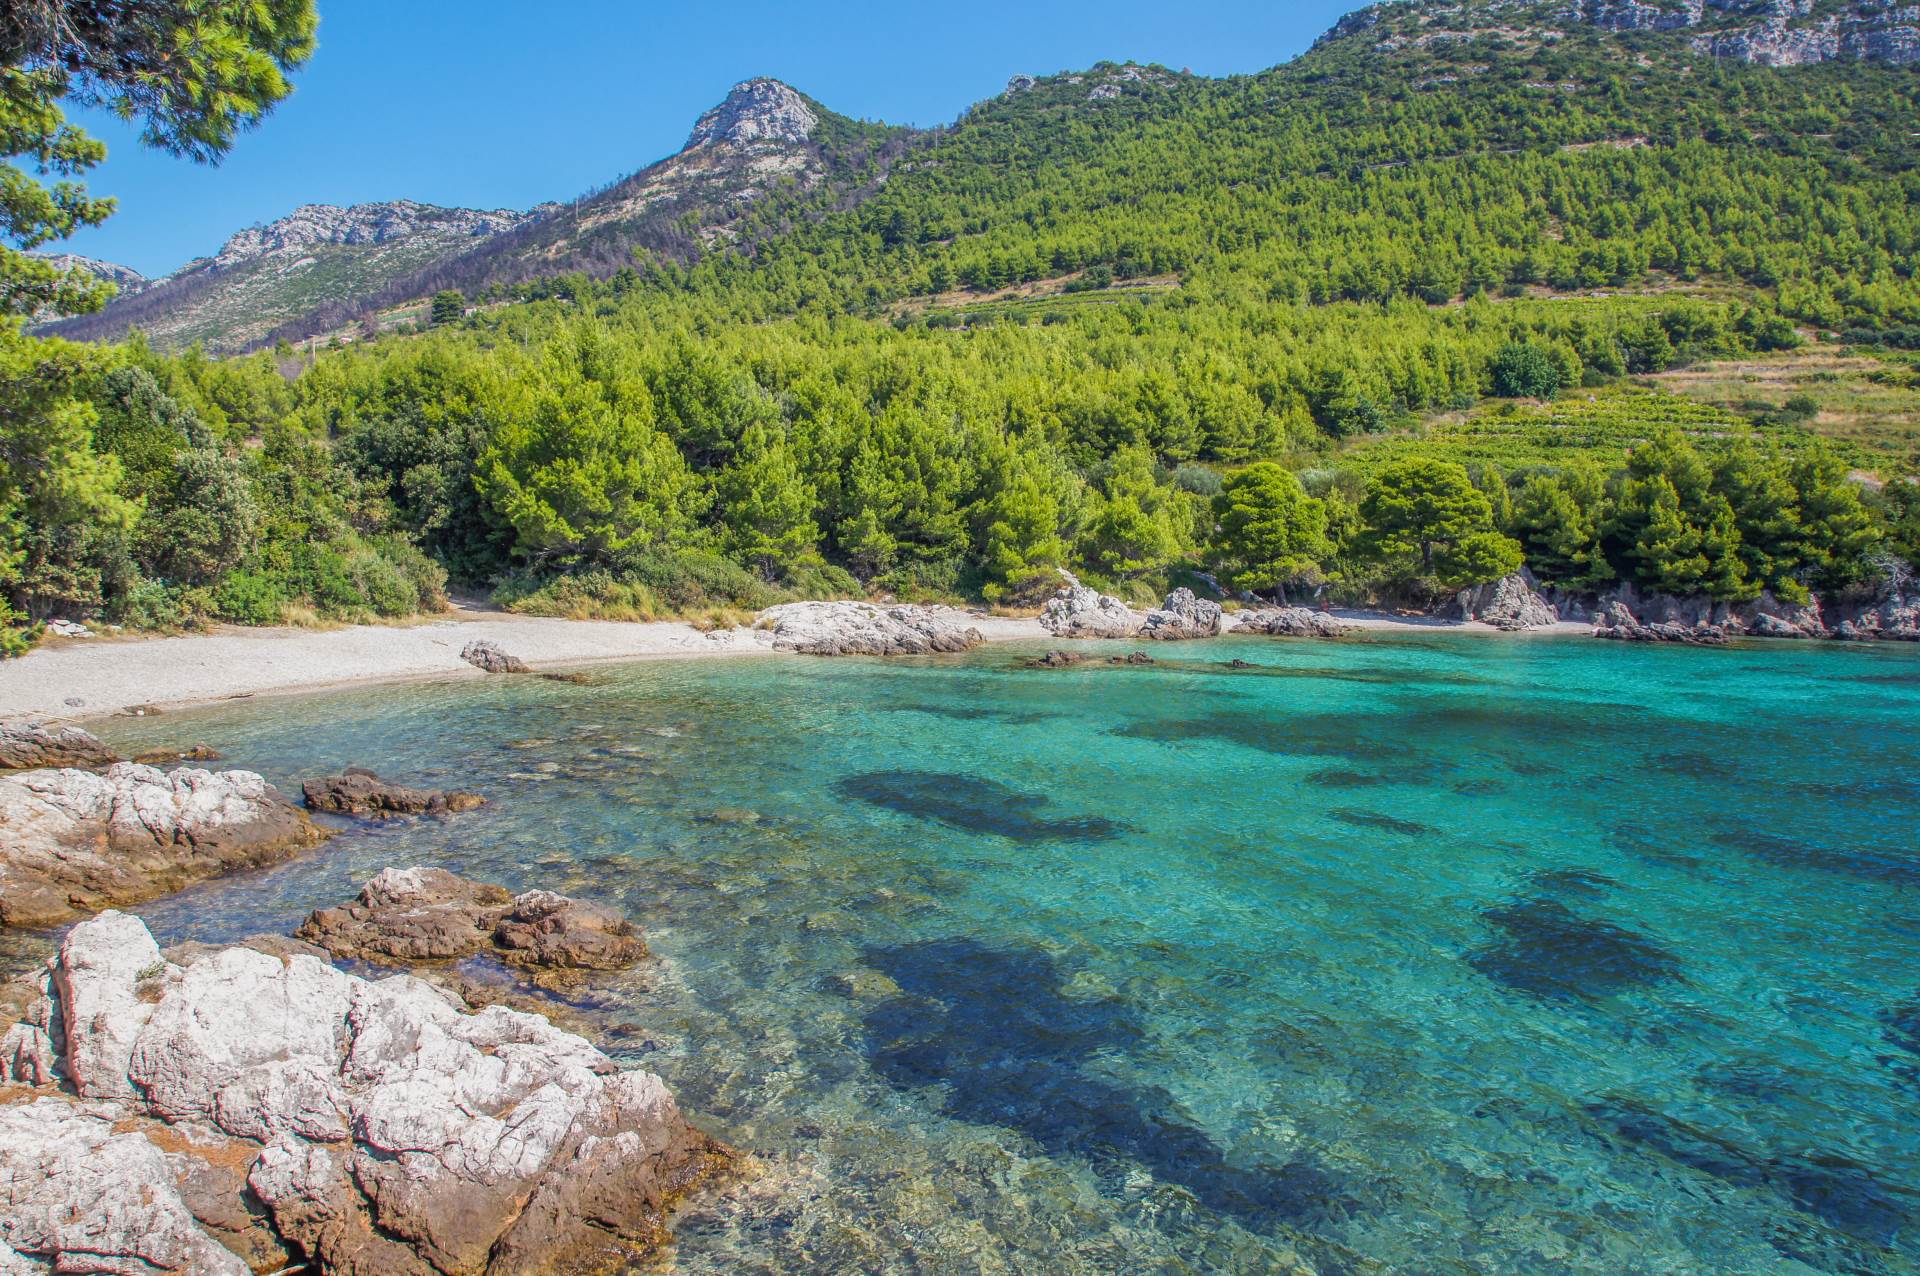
1321, 0, 1920, 66
34, 6, 1920, 355
40, 199, 533, 353
31, 252, 147, 295
40, 78, 907, 354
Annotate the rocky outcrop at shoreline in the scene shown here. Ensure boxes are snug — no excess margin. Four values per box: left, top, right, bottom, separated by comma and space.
298, 866, 649, 982
1234, 606, 1350, 638
302, 767, 487, 819
1449, 572, 1561, 632
0, 910, 726, 1274
0, 763, 328, 928
757, 601, 986, 655
1040, 573, 1230, 640
0, 721, 118, 771
1576, 577, 1920, 644
461, 638, 530, 673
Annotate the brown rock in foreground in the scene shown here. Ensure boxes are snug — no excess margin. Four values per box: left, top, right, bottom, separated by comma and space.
298, 866, 647, 981
301, 766, 487, 819
0, 763, 329, 928
0, 720, 118, 771
0, 911, 728, 1275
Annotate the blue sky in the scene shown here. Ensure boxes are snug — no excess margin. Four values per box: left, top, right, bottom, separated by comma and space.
54, 0, 1354, 277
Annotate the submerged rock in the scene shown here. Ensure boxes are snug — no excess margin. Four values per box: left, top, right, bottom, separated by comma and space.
1232, 606, 1348, 639
756, 601, 985, 656
0, 910, 727, 1275
1025, 649, 1087, 669
0, 763, 328, 928
1108, 651, 1157, 666
461, 638, 529, 673
301, 767, 486, 819
0, 720, 118, 771
1038, 570, 1146, 639
298, 866, 647, 978
1449, 572, 1559, 631
130, 743, 223, 766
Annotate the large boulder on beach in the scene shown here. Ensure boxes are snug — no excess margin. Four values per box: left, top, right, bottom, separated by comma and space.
756, 601, 985, 656
0, 910, 726, 1276
1231, 606, 1348, 639
461, 639, 529, 673
0, 721, 118, 771
1038, 571, 1147, 639
1450, 572, 1559, 631
0, 763, 328, 928
1140, 588, 1225, 640
298, 866, 648, 978
302, 767, 487, 819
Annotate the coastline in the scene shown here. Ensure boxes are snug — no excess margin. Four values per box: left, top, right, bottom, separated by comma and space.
0, 605, 1587, 722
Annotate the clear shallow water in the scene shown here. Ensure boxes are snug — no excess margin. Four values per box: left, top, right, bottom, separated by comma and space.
54, 634, 1920, 1274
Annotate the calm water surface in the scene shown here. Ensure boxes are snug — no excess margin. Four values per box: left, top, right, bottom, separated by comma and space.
60, 634, 1920, 1274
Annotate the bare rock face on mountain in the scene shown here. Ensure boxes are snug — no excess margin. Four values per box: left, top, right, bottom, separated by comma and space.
297, 866, 648, 978
1323, 0, 1920, 65
0, 720, 118, 771
1450, 572, 1560, 631
213, 200, 529, 270
0, 763, 327, 928
687, 77, 820, 147
1039, 571, 1147, 640
756, 601, 985, 656
302, 767, 487, 819
0, 911, 726, 1275
1231, 607, 1349, 639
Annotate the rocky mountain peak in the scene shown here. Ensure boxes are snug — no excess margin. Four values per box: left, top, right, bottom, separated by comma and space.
1320, 0, 1920, 65
31, 252, 148, 292
213, 200, 529, 269
686, 78, 819, 149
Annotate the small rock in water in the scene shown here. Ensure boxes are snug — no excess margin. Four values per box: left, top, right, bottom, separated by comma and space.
1025, 649, 1087, 669
301, 767, 485, 818
131, 744, 222, 767
1108, 651, 1156, 666
298, 865, 648, 980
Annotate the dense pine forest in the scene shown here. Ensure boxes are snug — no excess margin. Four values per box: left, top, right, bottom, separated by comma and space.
5, 2, 1920, 655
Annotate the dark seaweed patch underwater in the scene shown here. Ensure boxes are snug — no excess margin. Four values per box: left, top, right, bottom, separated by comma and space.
837, 770, 1122, 843
82, 632, 1920, 1274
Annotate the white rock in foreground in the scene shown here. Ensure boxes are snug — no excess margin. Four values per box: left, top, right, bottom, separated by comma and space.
757, 601, 985, 655
1450, 572, 1560, 632
0, 763, 325, 927
0, 911, 727, 1275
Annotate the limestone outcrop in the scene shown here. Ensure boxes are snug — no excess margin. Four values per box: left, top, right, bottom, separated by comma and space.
1231, 607, 1349, 639
1449, 572, 1561, 631
1038, 572, 1146, 639
297, 866, 648, 980
1140, 588, 1226, 640
0, 911, 726, 1274
756, 601, 985, 655
0, 763, 327, 928
302, 767, 487, 819
0, 720, 118, 771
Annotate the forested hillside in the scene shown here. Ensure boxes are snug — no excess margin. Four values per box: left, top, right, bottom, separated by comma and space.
5, 0, 1918, 655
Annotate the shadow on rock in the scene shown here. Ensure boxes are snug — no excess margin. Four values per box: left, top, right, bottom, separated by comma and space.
1468, 897, 1680, 1002
858, 938, 1360, 1235
837, 771, 1121, 843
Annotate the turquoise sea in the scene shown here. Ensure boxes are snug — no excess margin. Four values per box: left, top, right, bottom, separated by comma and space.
67, 633, 1920, 1273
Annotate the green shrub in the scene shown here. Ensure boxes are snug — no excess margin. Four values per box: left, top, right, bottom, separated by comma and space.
113, 578, 187, 631
211, 571, 287, 626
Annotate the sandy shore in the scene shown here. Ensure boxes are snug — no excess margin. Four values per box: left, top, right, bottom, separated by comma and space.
0, 605, 1582, 723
